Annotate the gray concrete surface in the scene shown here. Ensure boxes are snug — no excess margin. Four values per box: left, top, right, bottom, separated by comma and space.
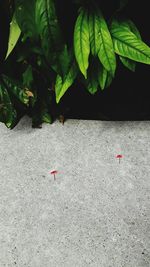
0, 116, 150, 267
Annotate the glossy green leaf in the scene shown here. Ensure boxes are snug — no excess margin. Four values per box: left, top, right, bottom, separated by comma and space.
35, 0, 63, 65
105, 72, 113, 88
15, 0, 38, 41
97, 64, 113, 90
41, 108, 52, 124
119, 20, 142, 71
110, 20, 150, 65
42, 113, 52, 124
119, 20, 141, 40
15, 0, 37, 41
95, 10, 116, 76
52, 44, 71, 78
89, 11, 101, 56
87, 76, 98, 95
98, 64, 108, 90
85, 61, 99, 94
120, 56, 136, 71
55, 62, 78, 103
5, 14, 21, 59
74, 8, 90, 78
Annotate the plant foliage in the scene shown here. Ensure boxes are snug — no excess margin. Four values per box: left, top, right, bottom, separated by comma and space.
0, 0, 150, 128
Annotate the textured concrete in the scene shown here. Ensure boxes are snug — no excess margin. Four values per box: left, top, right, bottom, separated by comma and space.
0, 116, 150, 267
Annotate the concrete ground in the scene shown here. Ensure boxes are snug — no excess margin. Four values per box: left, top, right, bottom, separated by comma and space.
0, 116, 150, 267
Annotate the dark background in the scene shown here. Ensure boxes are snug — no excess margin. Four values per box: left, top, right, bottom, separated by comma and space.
1, 1, 150, 120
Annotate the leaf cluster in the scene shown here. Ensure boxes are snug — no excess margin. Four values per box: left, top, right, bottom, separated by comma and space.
0, 0, 150, 128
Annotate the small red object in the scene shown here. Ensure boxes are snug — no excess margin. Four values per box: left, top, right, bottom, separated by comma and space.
116, 155, 123, 163
50, 170, 58, 180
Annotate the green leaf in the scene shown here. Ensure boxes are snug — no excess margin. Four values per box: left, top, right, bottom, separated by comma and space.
120, 20, 141, 40
74, 8, 90, 78
110, 20, 150, 65
120, 56, 136, 71
15, 0, 38, 41
5, 14, 21, 60
105, 72, 113, 88
0, 83, 17, 128
98, 64, 108, 90
89, 11, 101, 56
87, 76, 98, 95
85, 60, 99, 95
41, 104, 52, 124
97, 64, 113, 90
2, 75, 34, 106
55, 62, 78, 103
95, 10, 116, 76
119, 20, 142, 71
35, 0, 63, 65
22, 65, 34, 88
52, 44, 71, 77
41, 112, 52, 124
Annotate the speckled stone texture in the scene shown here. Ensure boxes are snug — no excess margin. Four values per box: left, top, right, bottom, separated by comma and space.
0, 116, 150, 267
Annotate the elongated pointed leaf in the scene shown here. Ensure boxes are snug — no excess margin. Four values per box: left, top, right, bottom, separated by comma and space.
86, 61, 99, 94
55, 45, 71, 78
105, 72, 113, 88
95, 10, 116, 76
5, 14, 21, 59
35, 0, 63, 65
110, 20, 150, 64
74, 8, 90, 78
87, 76, 98, 94
0, 83, 17, 128
89, 12, 101, 56
120, 56, 136, 71
88, 7, 116, 75
98, 64, 108, 90
121, 20, 141, 40
15, 0, 37, 41
119, 20, 142, 71
55, 62, 78, 103
97, 64, 113, 90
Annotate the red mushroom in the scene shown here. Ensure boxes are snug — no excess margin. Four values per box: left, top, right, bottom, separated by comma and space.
50, 170, 58, 180
116, 154, 123, 164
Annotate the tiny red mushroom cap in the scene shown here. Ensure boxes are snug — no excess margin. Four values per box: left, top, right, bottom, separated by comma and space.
116, 155, 123, 159
50, 170, 58, 175
116, 154, 123, 163
50, 170, 58, 180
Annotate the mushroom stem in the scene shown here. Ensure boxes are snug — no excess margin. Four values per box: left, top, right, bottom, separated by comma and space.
54, 174, 56, 180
